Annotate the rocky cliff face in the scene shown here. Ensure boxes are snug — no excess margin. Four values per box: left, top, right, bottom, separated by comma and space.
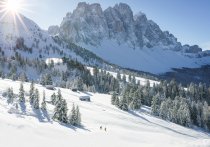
46, 2, 210, 74
53, 2, 193, 51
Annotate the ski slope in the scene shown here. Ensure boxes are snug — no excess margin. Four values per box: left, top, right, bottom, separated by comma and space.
0, 78, 210, 147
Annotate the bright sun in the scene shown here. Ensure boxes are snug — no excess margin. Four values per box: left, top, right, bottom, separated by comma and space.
5, 0, 21, 13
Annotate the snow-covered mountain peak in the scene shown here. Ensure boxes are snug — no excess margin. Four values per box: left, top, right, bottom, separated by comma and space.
58, 2, 183, 50
49, 2, 210, 74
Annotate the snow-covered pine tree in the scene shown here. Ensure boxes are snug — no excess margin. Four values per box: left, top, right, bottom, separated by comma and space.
159, 101, 168, 120
151, 94, 159, 116
19, 82, 25, 103
56, 89, 62, 105
129, 91, 141, 110
111, 92, 117, 105
51, 93, 57, 105
76, 105, 81, 126
41, 90, 47, 111
114, 97, 120, 107
128, 74, 132, 82
122, 74, 126, 83
202, 101, 209, 129
33, 89, 40, 109
119, 95, 128, 111
117, 72, 121, 81
45, 74, 53, 85
177, 99, 191, 126
60, 99, 68, 123
29, 81, 35, 104
53, 99, 62, 121
7, 87, 14, 104
69, 103, 77, 125
53, 91, 68, 123
77, 78, 84, 91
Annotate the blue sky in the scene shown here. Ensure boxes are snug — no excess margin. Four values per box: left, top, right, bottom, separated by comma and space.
22, 0, 210, 50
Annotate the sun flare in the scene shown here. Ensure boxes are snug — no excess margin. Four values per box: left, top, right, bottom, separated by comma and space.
0, 0, 30, 33
5, 0, 21, 13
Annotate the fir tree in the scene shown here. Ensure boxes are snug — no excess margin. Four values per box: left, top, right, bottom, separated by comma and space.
122, 74, 126, 83
76, 105, 81, 126
159, 101, 168, 119
41, 90, 47, 110
19, 82, 25, 103
202, 101, 209, 129
117, 72, 121, 81
69, 103, 77, 125
129, 91, 141, 110
111, 92, 117, 105
45, 74, 53, 85
151, 94, 159, 116
114, 97, 120, 107
119, 95, 128, 111
60, 99, 68, 123
7, 88, 14, 104
56, 89, 62, 105
33, 89, 40, 109
128, 74, 132, 82
29, 81, 35, 105
53, 95, 68, 123
51, 93, 57, 105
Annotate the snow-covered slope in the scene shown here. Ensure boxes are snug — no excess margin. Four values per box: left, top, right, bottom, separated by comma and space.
83, 40, 210, 74
0, 13, 109, 67
53, 2, 210, 74
0, 78, 210, 147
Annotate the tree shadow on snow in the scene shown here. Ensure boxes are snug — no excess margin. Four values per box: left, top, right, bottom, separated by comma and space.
128, 110, 151, 123
129, 111, 198, 139
41, 109, 52, 123
32, 108, 46, 122
59, 123, 91, 132
19, 102, 27, 114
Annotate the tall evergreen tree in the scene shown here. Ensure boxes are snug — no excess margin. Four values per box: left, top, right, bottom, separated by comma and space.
41, 90, 47, 110
7, 88, 14, 104
33, 89, 40, 109
129, 91, 141, 110
114, 97, 120, 107
69, 103, 77, 125
151, 94, 159, 116
117, 72, 121, 81
122, 74, 126, 83
119, 95, 128, 111
29, 81, 35, 105
59, 99, 68, 123
53, 93, 68, 123
111, 92, 117, 105
75, 105, 81, 126
51, 93, 57, 105
19, 82, 25, 103
202, 101, 209, 129
56, 89, 62, 105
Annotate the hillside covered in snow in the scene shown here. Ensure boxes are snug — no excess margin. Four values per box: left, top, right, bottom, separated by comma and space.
0, 78, 210, 147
